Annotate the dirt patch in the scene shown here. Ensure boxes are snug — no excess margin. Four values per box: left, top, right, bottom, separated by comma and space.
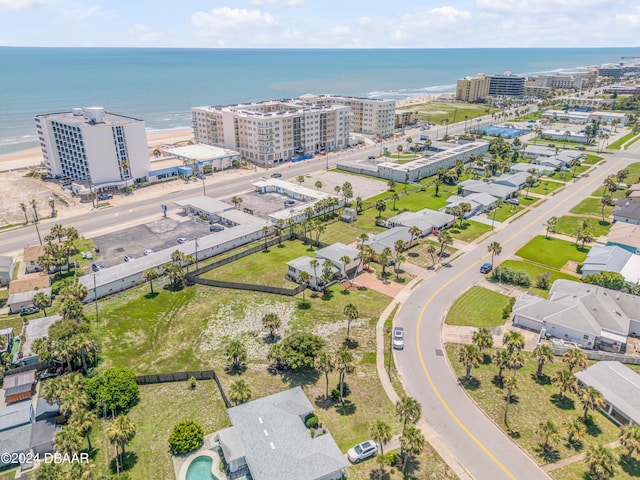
560, 260, 581, 276
350, 270, 403, 297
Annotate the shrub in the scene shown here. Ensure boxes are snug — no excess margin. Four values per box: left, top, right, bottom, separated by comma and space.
491, 266, 530, 287
330, 382, 351, 400
86, 366, 139, 414
535, 272, 551, 290
502, 297, 516, 319
304, 413, 319, 429
168, 420, 204, 455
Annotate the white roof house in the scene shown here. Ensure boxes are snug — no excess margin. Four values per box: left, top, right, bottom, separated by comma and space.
386, 208, 455, 235
524, 145, 556, 158
218, 387, 349, 480
575, 361, 640, 425
581, 245, 636, 281
493, 171, 531, 189
365, 227, 413, 255
458, 180, 517, 200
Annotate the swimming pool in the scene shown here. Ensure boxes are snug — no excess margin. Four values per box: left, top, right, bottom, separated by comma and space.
185, 456, 219, 480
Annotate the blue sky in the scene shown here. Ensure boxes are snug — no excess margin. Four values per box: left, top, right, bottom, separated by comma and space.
1, 0, 638, 48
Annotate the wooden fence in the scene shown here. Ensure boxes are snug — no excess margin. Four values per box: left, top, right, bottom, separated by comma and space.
135, 369, 230, 408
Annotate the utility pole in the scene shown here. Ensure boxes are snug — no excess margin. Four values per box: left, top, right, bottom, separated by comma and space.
93, 273, 99, 323
32, 215, 42, 245
201, 175, 206, 196
195, 237, 199, 271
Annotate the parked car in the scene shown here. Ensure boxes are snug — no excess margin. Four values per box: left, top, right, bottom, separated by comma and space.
91, 262, 105, 272
284, 200, 295, 207
196, 174, 206, 180
143, 249, 154, 255
20, 306, 39, 316
393, 327, 405, 350
97, 193, 113, 200
85, 252, 93, 260
347, 440, 378, 463
124, 255, 135, 262
271, 172, 282, 178
368, 155, 376, 160
505, 198, 520, 205
209, 225, 224, 232
480, 263, 493, 274
177, 237, 188, 244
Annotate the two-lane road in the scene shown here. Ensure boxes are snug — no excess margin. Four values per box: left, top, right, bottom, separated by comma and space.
396, 150, 640, 479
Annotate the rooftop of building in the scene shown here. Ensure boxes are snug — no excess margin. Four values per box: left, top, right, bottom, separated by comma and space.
8, 275, 50, 295
378, 142, 488, 173
607, 222, 640, 250
164, 144, 240, 161
22, 246, 44, 264
0, 256, 13, 271
36, 107, 142, 126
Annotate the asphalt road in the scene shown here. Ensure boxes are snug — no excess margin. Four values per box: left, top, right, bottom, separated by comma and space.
395, 148, 640, 480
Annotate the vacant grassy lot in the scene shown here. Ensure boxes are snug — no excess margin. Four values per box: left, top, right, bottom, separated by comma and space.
527, 180, 565, 196
590, 184, 630, 199
445, 286, 512, 327
554, 216, 613, 238
396, 102, 500, 125
202, 240, 314, 287
518, 195, 541, 207
406, 239, 457, 269
581, 154, 603, 165
490, 203, 523, 222
321, 209, 386, 245
497, 260, 580, 298
550, 447, 640, 480
515, 236, 590, 270
449, 220, 492, 243
446, 345, 622, 466
569, 197, 614, 219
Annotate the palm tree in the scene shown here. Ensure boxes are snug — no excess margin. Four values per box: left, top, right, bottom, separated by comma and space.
70, 333, 97, 373
432, 176, 443, 197
19, 202, 28, 224
70, 409, 97, 451
375, 199, 386, 218
563, 348, 587, 373
106, 415, 136, 472
314, 180, 322, 190
401, 426, 425, 472
32, 291, 50, 316
261, 225, 270, 251
378, 247, 391, 277
532, 345, 554, 377
502, 330, 525, 355
620, 424, 640, 458
30, 198, 39, 222
408, 225, 421, 246
472, 327, 493, 354
537, 420, 560, 451
315, 351, 334, 399
544, 216, 558, 239
143, 269, 159, 294
54, 425, 83, 455
48, 198, 55, 217
370, 419, 392, 456
503, 373, 519, 425
298, 271, 310, 301
335, 346, 355, 403
153, 148, 161, 158
565, 417, 586, 446
578, 386, 605, 423
358, 233, 369, 250
61, 298, 84, 322
585, 444, 617, 480
224, 338, 247, 369
457, 344, 481, 381
391, 192, 400, 211
395, 396, 422, 437
229, 379, 252, 405
426, 243, 437, 267
552, 370, 577, 400
396, 144, 403, 161
600, 194, 612, 222
231, 196, 242, 210
262, 313, 281, 340
437, 230, 453, 258
487, 241, 502, 268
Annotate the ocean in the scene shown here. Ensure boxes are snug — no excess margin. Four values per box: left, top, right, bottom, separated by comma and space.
1, 47, 639, 155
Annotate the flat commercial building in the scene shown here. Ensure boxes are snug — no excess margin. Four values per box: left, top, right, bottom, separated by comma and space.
488, 74, 526, 97
541, 110, 629, 126
192, 99, 350, 167
456, 75, 489, 102
35, 107, 150, 191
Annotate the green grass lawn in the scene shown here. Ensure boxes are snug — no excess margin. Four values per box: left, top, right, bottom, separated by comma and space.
497, 260, 580, 298
607, 131, 640, 150
515, 236, 590, 270
394, 184, 457, 211
490, 203, 523, 222
581, 154, 603, 165
449, 220, 492, 243
396, 102, 500, 125
201, 240, 314, 287
446, 344, 622, 466
569, 197, 614, 219
591, 185, 630, 199
518, 195, 541, 207
406, 239, 457, 269
550, 447, 640, 480
554, 216, 613, 238
527, 180, 565, 196
445, 286, 512, 327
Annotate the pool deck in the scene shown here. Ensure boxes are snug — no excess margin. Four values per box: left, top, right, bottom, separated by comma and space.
173, 434, 226, 480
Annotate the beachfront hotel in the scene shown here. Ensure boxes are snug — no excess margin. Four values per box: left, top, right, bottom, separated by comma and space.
456, 75, 490, 102
35, 107, 150, 191
192, 99, 350, 167
456, 73, 526, 100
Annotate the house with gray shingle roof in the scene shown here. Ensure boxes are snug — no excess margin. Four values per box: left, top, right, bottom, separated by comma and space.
364, 227, 413, 255
513, 279, 640, 352
315, 242, 361, 279
286, 256, 339, 291
614, 199, 640, 225
217, 386, 348, 480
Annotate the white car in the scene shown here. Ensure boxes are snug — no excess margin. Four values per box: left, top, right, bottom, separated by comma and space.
347, 440, 378, 463
143, 249, 154, 255
177, 237, 188, 244
393, 327, 405, 350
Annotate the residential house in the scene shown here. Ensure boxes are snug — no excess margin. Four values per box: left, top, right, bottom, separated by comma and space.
286, 256, 339, 291
509, 163, 554, 176
3, 371, 37, 404
614, 199, 640, 225
217, 386, 349, 480
364, 227, 413, 255
575, 362, 640, 426
512, 279, 640, 352
315, 243, 362, 279
21, 315, 61, 364
581, 245, 640, 283
606, 223, 640, 253
7, 275, 51, 314
0, 256, 14, 287
524, 145, 556, 159
493, 172, 531, 189
458, 180, 517, 200
536, 157, 565, 171
22, 246, 44, 274
0, 328, 13, 353
385, 208, 455, 236
444, 193, 498, 218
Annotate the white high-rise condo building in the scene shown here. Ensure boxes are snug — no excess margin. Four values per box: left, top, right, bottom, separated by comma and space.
35, 107, 150, 190
193, 99, 350, 167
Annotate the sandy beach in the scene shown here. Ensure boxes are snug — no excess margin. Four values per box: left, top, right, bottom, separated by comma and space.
0, 127, 194, 172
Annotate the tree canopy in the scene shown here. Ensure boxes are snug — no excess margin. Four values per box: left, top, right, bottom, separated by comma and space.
87, 366, 139, 415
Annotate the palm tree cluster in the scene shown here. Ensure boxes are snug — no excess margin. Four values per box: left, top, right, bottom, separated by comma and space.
313, 345, 355, 404
37, 224, 80, 274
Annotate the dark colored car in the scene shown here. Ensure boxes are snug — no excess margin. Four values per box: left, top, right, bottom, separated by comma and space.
210, 225, 224, 232
271, 172, 282, 178
480, 263, 493, 274
20, 306, 39, 316
91, 262, 105, 272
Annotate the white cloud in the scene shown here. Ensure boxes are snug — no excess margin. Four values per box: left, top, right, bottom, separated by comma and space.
248, 0, 304, 6
191, 7, 276, 30
0, 0, 47, 9
60, 5, 104, 21
129, 24, 164, 44
477, 0, 610, 15
190, 7, 279, 46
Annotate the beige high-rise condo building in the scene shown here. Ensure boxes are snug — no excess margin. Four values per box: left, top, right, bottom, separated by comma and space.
193, 99, 350, 167
456, 75, 489, 102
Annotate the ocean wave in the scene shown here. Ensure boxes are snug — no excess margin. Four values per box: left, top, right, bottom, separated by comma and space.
0, 134, 38, 147
366, 83, 456, 100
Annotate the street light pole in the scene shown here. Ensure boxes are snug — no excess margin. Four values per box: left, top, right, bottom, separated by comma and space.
32, 215, 42, 245
201, 176, 206, 196
195, 237, 199, 271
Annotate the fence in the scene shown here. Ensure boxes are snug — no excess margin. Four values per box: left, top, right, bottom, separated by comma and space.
549, 346, 640, 365
192, 277, 304, 296
136, 369, 230, 408
3, 361, 50, 379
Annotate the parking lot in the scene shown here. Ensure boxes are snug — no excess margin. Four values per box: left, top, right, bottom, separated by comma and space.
91, 216, 210, 268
